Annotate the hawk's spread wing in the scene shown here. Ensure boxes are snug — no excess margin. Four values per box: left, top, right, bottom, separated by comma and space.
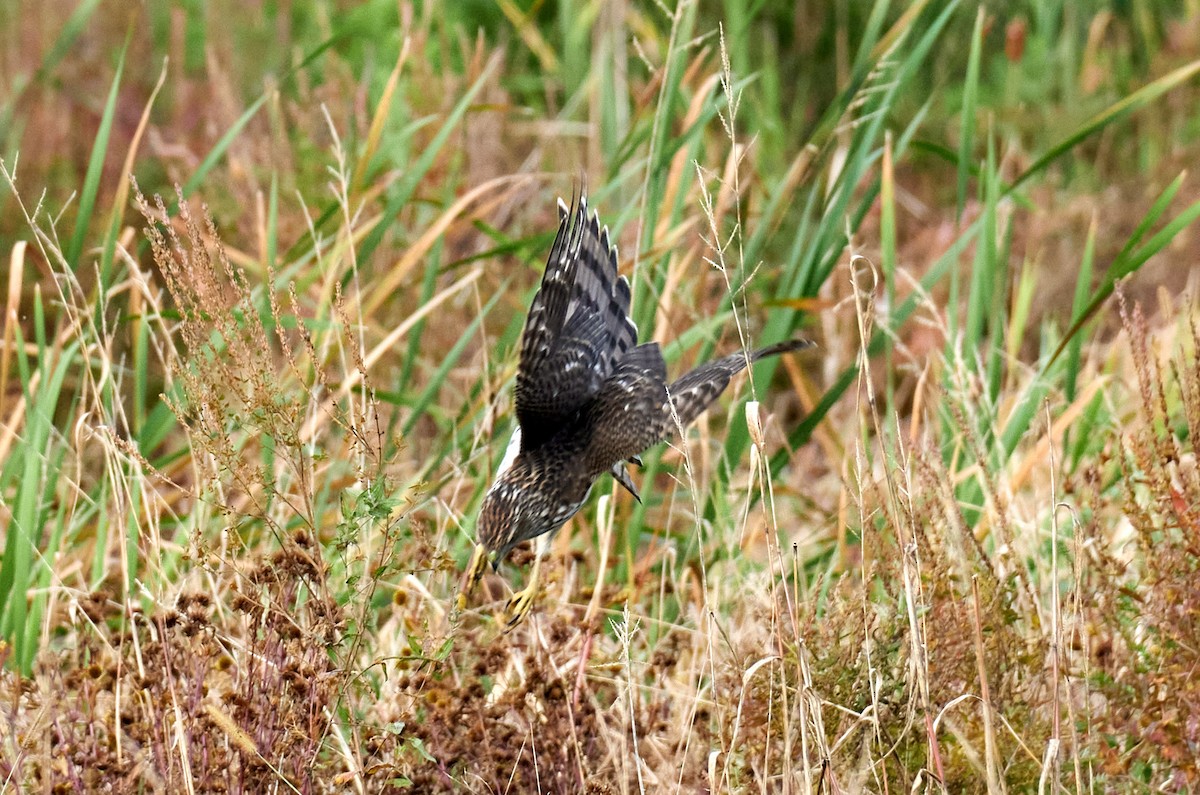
516, 192, 637, 449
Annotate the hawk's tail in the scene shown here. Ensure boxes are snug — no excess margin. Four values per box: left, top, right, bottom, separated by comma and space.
666, 338, 814, 429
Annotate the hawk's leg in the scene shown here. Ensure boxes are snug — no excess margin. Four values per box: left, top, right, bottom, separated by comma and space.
504, 532, 554, 629
456, 543, 489, 612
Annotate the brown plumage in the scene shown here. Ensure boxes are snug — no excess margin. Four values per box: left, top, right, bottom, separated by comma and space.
458, 190, 812, 625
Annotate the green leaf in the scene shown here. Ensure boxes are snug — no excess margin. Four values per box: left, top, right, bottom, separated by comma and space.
407, 737, 436, 763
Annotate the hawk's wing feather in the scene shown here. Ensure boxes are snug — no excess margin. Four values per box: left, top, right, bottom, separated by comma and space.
516, 192, 638, 449
562, 209, 638, 370
592, 339, 817, 474
585, 342, 669, 470
518, 193, 581, 381
667, 339, 816, 429
611, 272, 637, 360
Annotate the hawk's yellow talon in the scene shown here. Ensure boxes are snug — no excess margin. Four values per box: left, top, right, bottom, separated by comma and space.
458, 543, 489, 611
503, 553, 542, 629
504, 588, 537, 629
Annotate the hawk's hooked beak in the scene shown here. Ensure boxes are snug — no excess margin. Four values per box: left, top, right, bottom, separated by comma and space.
455, 543, 493, 611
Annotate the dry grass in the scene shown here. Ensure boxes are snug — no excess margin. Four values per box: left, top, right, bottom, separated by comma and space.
5, 182, 1198, 791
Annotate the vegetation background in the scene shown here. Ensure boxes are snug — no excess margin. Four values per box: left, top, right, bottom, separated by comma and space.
3, 0, 1200, 791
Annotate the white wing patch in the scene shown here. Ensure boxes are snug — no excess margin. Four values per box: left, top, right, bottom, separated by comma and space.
489, 427, 523, 494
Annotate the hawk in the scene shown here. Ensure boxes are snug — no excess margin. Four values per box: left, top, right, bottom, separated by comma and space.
458, 190, 812, 626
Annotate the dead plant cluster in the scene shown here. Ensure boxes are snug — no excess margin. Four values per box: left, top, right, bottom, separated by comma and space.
3, 545, 348, 793
1072, 293, 1200, 786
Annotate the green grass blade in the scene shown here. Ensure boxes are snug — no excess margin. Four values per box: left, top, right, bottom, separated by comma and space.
963, 126, 997, 356
1108, 172, 1184, 270
180, 34, 341, 199
36, 0, 105, 82
0, 319, 79, 673
1064, 216, 1098, 402
356, 58, 498, 277
956, 7, 984, 222
179, 93, 270, 200
66, 38, 126, 269
400, 280, 507, 438
1010, 59, 1200, 191
1048, 176, 1200, 367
